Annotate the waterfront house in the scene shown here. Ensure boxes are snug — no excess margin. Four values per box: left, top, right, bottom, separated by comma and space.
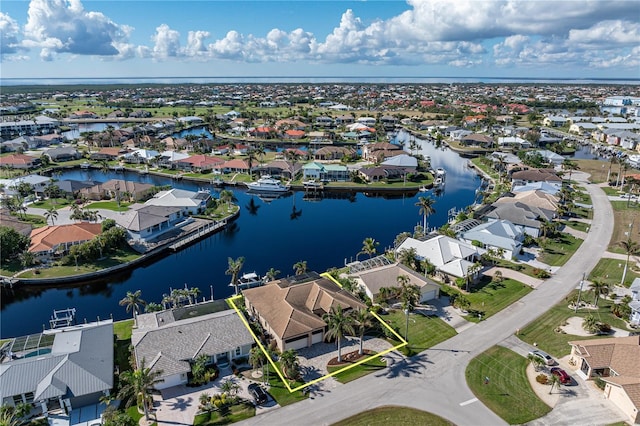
0, 116, 59, 138
568, 336, 640, 424
132, 307, 253, 390
123, 149, 159, 164
351, 263, 440, 304
302, 162, 349, 182
358, 166, 406, 183
114, 205, 182, 242
497, 136, 531, 149
510, 169, 562, 189
243, 273, 366, 352
253, 160, 301, 180
396, 235, 483, 283
80, 179, 154, 202
0, 320, 113, 421
0, 154, 40, 169
2, 174, 52, 197
53, 179, 99, 197
175, 154, 224, 172
459, 133, 494, 148
145, 188, 211, 215
44, 146, 82, 162
314, 116, 335, 128
496, 190, 559, 212
29, 222, 102, 260
220, 158, 251, 174
482, 202, 553, 238
511, 181, 561, 196
157, 150, 190, 168
314, 146, 355, 161
629, 279, 640, 326
460, 219, 524, 260
89, 147, 124, 161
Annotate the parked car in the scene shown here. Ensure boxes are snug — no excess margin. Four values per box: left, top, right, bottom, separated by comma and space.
248, 383, 268, 405
528, 350, 554, 366
550, 367, 571, 384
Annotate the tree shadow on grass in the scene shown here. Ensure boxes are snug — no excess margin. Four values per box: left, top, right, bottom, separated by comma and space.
376, 352, 431, 379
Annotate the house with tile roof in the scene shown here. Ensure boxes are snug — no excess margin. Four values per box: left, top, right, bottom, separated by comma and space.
350, 263, 440, 304
144, 188, 211, 215
495, 190, 560, 212
568, 336, 640, 424
79, 179, 154, 202
0, 154, 41, 169
0, 320, 113, 418
243, 273, 366, 352
29, 223, 102, 260
175, 154, 224, 172
459, 219, 524, 260
114, 205, 183, 243
132, 307, 253, 390
482, 202, 554, 238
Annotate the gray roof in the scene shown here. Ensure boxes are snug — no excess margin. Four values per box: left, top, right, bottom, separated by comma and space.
133, 309, 253, 378
461, 219, 524, 251
114, 208, 171, 232
484, 202, 553, 228
630, 278, 640, 293
0, 321, 113, 402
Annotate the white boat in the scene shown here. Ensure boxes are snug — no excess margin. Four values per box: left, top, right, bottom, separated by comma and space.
246, 175, 290, 192
80, 162, 91, 169
419, 185, 429, 192
433, 177, 444, 189
302, 180, 324, 190
230, 272, 265, 289
435, 168, 446, 180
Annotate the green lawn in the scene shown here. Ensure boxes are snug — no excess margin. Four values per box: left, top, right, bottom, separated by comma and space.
602, 187, 620, 196
264, 368, 308, 406
332, 406, 455, 426
30, 198, 72, 210
466, 346, 551, 425
440, 278, 533, 323
518, 290, 632, 357
193, 402, 255, 425
88, 200, 131, 211
327, 353, 387, 383
18, 213, 47, 227
113, 319, 134, 340
589, 258, 640, 288
561, 220, 589, 232
383, 310, 457, 356
539, 234, 583, 266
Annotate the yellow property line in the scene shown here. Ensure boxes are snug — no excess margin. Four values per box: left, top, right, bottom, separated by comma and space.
228, 273, 408, 393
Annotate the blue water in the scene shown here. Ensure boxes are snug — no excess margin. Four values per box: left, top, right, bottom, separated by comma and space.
1, 131, 482, 338
24, 348, 52, 358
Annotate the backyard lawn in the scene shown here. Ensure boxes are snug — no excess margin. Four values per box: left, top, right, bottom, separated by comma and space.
383, 310, 457, 356
466, 346, 551, 425
539, 234, 583, 266
332, 406, 454, 426
87, 200, 131, 211
327, 353, 387, 383
518, 290, 632, 357
588, 258, 640, 288
30, 198, 72, 210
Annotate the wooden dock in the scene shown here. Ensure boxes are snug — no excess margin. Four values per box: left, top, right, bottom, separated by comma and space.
168, 220, 227, 251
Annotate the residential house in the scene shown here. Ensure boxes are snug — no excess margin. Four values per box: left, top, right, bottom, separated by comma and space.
29, 223, 102, 260
568, 336, 640, 424
145, 188, 211, 215
0, 154, 40, 169
497, 136, 531, 149
284, 129, 305, 139
380, 154, 418, 170
44, 146, 82, 162
358, 166, 407, 183
396, 235, 483, 283
361, 142, 404, 162
530, 150, 565, 166
220, 158, 250, 174
459, 134, 494, 147
314, 146, 355, 161
80, 179, 154, 202
89, 147, 123, 161
3, 174, 52, 197
243, 273, 366, 352
542, 116, 569, 127
629, 279, 640, 325
0, 116, 60, 138
496, 190, 560, 212
314, 116, 335, 128
302, 162, 349, 182
483, 202, 554, 238
0, 321, 113, 420
157, 150, 190, 168
351, 263, 440, 304
68, 110, 97, 119
253, 160, 301, 180
510, 169, 562, 189
175, 155, 224, 173
122, 149, 159, 164
132, 307, 253, 390
115, 205, 182, 242
460, 219, 525, 260
511, 181, 562, 196
53, 179, 99, 197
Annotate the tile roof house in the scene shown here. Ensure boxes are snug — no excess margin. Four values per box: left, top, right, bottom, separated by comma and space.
114, 205, 183, 243
29, 223, 102, 260
243, 273, 366, 352
495, 190, 560, 212
175, 155, 225, 172
44, 147, 81, 162
0, 320, 113, 418
0, 154, 40, 169
510, 169, 562, 188
459, 219, 525, 260
483, 202, 554, 238
144, 188, 211, 215
80, 179, 154, 202
569, 336, 640, 424
351, 263, 440, 304
132, 307, 253, 390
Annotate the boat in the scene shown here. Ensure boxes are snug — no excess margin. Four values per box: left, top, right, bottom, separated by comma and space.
246, 175, 290, 192
435, 167, 446, 180
419, 185, 429, 192
302, 180, 324, 190
433, 177, 444, 189
80, 162, 91, 169
230, 272, 264, 290
211, 177, 225, 187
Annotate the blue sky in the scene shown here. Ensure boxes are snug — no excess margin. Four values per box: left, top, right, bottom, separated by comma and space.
1, 0, 639, 79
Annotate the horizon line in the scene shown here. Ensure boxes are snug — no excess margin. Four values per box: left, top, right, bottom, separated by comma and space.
2, 76, 639, 81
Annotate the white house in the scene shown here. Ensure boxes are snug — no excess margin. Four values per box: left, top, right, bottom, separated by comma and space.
145, 188, 211, 215
630, 278, 640, 326
460, 219, 524, 260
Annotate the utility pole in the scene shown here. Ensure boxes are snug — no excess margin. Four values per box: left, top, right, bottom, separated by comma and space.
575, 273, 586, 313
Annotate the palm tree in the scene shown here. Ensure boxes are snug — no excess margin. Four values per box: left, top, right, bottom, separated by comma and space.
562, 159, 579, 182
219, 189, 236, 211
582, 314, 600, 334
590, 278, 611, 306
618, 237, 640, 286
293, 260, 307, 276
220, 379, 240, 397
397, 275, 420, 341
323, 305, 355, 363
265, 267, 280, 282
249, 346, 267, 382
397, 247, 418, 270
352, 308, 372, 355
493, 269, 504, 284
606, 156, 618, 184
357, 237, 379, 260
415, 196, 436, 232
279, 349, 300, 380
119, 290, 146, 324
548, 372, 561, 394
527, 353, 544, 372
465, 262, 483, 292
226, 256, 245, 296
117, 358, 163, 421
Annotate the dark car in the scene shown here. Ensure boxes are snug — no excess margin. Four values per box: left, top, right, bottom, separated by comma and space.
248, 383, 268, 405
550, 367, 571, 384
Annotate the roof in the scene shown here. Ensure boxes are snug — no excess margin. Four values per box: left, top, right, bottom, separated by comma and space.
461, 219, 524, 252
484, 202, 553, 227
146, 188, 209, 208
569, 335, 640, 376
511, 169, 562, 183
0, 321, 113, 402
29, 223, 102, 253
352, 263, 440, 296
496, 190, 559, 211
133, 309, 253, 378
243, 275, 366, 341
396, 235, 481, 268
381, 154, 418, 168
114, 207, 173, 232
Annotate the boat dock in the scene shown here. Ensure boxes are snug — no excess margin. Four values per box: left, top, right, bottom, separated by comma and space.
168, 220, 227, 251
50, 308, 76, 329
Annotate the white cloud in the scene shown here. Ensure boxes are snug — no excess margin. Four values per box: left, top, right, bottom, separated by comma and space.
22, 0, 133, 58
151, 24, 182, 59
568, 20, 640, 46
0, 12, 23, 56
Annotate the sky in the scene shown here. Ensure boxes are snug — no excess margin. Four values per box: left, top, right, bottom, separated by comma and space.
1, 0, 639, 80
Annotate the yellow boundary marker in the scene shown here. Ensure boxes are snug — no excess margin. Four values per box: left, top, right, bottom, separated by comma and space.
227, 272, 407, 393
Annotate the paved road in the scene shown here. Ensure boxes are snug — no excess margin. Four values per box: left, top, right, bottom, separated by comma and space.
240, 172, 620, 426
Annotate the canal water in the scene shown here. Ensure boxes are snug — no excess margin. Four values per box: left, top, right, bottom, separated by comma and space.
2, 133, 482, 337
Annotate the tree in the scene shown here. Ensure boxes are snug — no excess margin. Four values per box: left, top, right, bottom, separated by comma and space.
589, 279, 611, 306
618, 237, 640, 286
323, 305, 355, 363
226, 256, 245, 296
562, 159, 579, 182
397, 247, 418, 270
119, 290, 147, 324
548, 373, 561, 394
219, 189, 236, 211
582, 314, 600, 334
352, 308, 372, 355
249, 346, 267, 382
0, 226, 30, 263
19, 251, 36, 269
465, 262, 482, 292
220, 379, 240, 397
293, 260, 307, 276
117, 358, 163, 421
527, 353, 544, 372
398, 274, 420, 341
358, 237, 379, 260
44, 207, 58, 225
415, 196, 436, 232
493, 270, 504, 284
279, 349, 300, 380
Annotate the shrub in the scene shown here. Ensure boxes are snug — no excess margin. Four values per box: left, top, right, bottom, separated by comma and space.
536, 374, 548, 385
594, 377, 606, 390
598, 323, 611, 333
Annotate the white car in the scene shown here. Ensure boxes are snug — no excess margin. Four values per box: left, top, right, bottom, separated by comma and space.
529, 350, 554, 366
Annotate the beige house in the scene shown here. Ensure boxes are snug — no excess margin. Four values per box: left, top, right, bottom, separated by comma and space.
243, 273, 366, 352
569, 336, 640, 424
350, 263, 440, 304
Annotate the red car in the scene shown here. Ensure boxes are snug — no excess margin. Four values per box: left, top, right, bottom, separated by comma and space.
550, 367, 571, 384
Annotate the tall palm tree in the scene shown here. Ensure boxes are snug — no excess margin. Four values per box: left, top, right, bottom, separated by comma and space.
548, 372, 561, 394
397, 275, 420, 341
415, 196, 436, 233
226, 256, 245, 296
219, 189, 236, 211
323, 305, 355, 363
562, 159, 579, 182
119, 290, 146, 324
357, 237, 379, 261
44, 207, 58, 226
249, 346, 267, 382
589, 279, 611, 306
265, 267, 280, 282
279, 349, 300, 380
606, 156, 618, 184
397, 247, 418, 270
352, 308, 372, 355
293, 260, 307, 276
117, 358, 162, 421
618, 237, 640, 286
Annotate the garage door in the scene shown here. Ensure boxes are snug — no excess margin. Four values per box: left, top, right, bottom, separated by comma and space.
285, 337, 308, 351
311, 331, 323, 345
421, 290, 437, 303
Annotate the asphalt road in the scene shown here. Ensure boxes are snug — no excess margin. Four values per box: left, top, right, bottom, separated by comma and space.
240, 171, 617, 426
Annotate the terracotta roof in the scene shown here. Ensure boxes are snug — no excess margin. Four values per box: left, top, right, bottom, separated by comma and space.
0, 154, 38, 166
29, 223, 102, 253
243, 276, 366, 340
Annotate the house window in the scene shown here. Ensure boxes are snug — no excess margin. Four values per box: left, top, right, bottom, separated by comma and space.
235, 347, 242, 357
24, 393, 34, 403
12, 395, 23, 405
